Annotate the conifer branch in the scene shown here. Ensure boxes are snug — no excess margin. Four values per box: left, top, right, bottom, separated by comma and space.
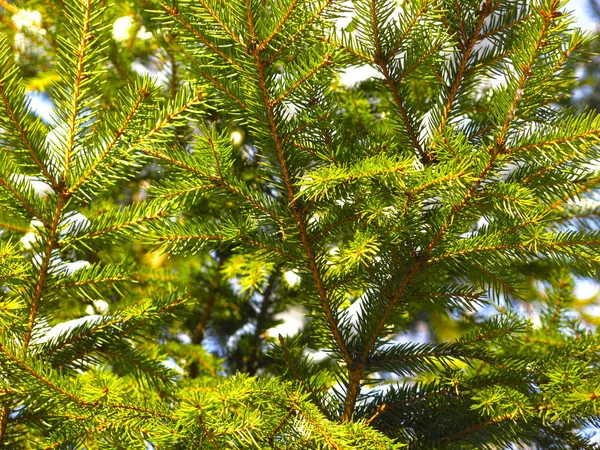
344, 366, 364, 421
0, 80, 58, 191
141, 148, 204, 175
321, 36, 376, 64
549, 177, 600, 211
277, 337, 331, 419
0, 341, 93, 406
68, 86, 150, 194
507, 130, 600, 155
60, 276, 126, 290
206, 132, 223, 180
99, 348, 173, 384
0, 222, 29, 233
198, 70, 249, 109
401, 40, 446, 80
292, 141, 324, 160
46, 297, 185, 358
464, 50, 512, 79
239, 234, 297, 261
109, 402, 174, 420
133, 91, 204, 152
292, 398, 344, 450
43, 420, 159, 449
442, 412, 516, 442
266, 0, 336, 64
271, 56, 332, 107
347, 9, 556, 412
62, 0, 93, 184
437, 0, 492, 134
220, 183, 284, 225
0, 177, 48, 227
479, 13, 533, 40
386, 2, 429, 59
309, 213, 361, 242
140, 124, 286, 225
157, 233, 227, 242
370, 0, 427, 162
84, 210, 169, 239
3, 1, 600, 446
542, 36, 583, 86
267, 408, 295, 446
159, 183, 216, 199
197, 413, 220, 449
495, 6, 553, 144
430, 237, 600, 263
197, 0, 248, 50
428, 243, 525, 262
259, 0, 299, 52
522, 153, 576, 186
465, 262, 518, 293
499, 174, 600, 239
160, 3, 243, 70
409, 172, 466, 197
246, 1, 353, 380
23, 197, 64, 350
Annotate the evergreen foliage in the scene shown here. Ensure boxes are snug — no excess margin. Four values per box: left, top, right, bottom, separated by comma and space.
2, 0, 600, 448
572, 0, 600, 113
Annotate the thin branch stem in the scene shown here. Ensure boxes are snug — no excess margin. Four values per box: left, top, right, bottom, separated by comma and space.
370, 0, 427, 163
69, 87, 149, 194
436, 0, 492, 134
245, 0, 353, 391
0, 83, 58, 191
23, 196, 63, 350
0, 406, 8, 444
62, 0, 93, 185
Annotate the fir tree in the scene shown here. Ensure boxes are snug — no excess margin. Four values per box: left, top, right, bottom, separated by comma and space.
2, 0, 600, 448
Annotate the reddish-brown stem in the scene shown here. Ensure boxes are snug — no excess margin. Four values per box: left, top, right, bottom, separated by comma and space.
370, 0, 427, 163
69, 88, 148, 194
23, 196, 64, 350
437, 0, 492, 134
62, 0, 92, 185
0, 84, 58, 191
343, 0, 552, 420
259, 0, 299, 52
0, 406, 8, 444
244, 0, 353, 390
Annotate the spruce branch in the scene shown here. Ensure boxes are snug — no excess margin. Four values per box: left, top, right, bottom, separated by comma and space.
265, 0, 337, 64
196, 0, 249, 50
3, 0, 600, 446
60, 0, 94, 185
436, 0, 494, 134
244, 0, 353, 378
23, 197, 63, 350
341, 0, 561, 419
0, 36, 58, 190
159, 2, 243, 70
0, 341, 93, 407
368, 0, 428, 162
68, 81, 154, 196
259, 0, 299, 52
